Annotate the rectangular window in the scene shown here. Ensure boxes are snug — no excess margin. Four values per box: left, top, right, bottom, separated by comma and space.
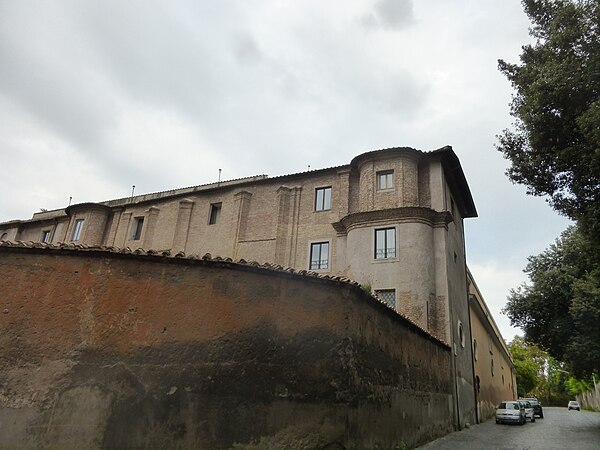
41, 230, 51, 243
315, 187, 332, 211
377, 170, 394, 190
374, 227, 396, 259
309, 242, 329, 270
375, 289, 396, 308
132, 217, 144, 240
71, 219, 84, 241
209, 203, 222, 225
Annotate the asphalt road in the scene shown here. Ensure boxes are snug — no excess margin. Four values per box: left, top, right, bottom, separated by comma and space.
417, 407, 600, 449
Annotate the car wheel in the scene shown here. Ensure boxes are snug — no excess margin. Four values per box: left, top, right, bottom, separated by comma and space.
540, 413, 544, 418
532, 417, 535, 422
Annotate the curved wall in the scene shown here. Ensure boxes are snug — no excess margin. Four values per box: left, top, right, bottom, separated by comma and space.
355, 151, 420, 213
0, 243, 453, 449
64, 204, 111, 245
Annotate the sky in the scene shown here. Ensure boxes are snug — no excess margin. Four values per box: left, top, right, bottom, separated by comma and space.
0, 0, 572, 342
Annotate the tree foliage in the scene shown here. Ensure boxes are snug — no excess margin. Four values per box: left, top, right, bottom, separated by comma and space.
504, 226, 600, 376
497, 0, 600, 242
509, 336, 545, 396
508, 336, 593, 403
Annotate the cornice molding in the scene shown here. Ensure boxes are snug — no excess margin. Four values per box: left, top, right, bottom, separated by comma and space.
332, 207, 453, 235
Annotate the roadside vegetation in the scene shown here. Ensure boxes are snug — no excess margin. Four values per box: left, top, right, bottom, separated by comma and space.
509, 336, 595, 407
497, 0, 600, 383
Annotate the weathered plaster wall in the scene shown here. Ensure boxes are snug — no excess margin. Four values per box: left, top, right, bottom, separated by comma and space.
0, 243, 454, 449
469, 296, 516, 421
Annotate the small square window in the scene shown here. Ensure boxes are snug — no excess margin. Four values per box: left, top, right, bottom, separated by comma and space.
374, 227, 396, 259
71, 219, 84, 241
41, 230, 51, 243
309, 242, 329, 270
375, 289, 395, 308
315, 187, 332, 211
377, 170, 394, 190
132, 217, 144, 240
209, 203, 222, 225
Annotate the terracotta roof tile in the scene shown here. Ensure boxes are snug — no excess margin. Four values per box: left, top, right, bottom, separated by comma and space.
0, 240, 449, 348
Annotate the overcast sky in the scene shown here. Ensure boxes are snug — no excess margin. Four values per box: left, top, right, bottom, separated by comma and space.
0, 0, 572, 341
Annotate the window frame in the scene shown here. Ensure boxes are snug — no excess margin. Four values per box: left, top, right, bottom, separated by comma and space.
376, 170, 394, 191
41, 230, 51, 243
208, 202, 222, 225
314, 186, 332, 212
132, 217, 144, 241
309, 241, 330, 271
374, 227, 396, 260
71, 219, 84, 242
375, 288, 396, 308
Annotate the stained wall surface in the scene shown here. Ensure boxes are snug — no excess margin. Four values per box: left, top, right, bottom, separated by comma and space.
0, 244, 454, 449
468, 272, 517, 421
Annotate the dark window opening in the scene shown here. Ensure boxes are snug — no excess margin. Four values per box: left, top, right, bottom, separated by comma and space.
209, 203, 222, 225
132, 217, 144, 240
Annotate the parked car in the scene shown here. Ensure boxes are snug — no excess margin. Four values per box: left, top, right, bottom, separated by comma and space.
568, 401, 581, 411
518, 400, 536, 422
496, 401, 526, 425
522, 397, 544, 418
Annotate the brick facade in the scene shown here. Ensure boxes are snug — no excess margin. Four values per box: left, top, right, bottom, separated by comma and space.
1, 145, 495, 429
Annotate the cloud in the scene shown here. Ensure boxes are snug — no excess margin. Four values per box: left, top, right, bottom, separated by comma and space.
232, 32, 264, 66
361, 0, 415, 31
0, 0, 573, 352
0, 2, 117, 150
469, 262, 526, 343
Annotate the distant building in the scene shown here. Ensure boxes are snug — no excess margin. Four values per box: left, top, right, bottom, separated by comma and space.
0, 145, 515, 427
468, 269, 517, 420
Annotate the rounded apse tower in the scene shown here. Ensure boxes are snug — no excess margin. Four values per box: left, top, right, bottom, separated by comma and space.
336, 147, 456, 340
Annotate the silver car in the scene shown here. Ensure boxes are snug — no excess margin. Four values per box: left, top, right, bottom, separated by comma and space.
496, 401, 526, 425
518, 400, 536, 422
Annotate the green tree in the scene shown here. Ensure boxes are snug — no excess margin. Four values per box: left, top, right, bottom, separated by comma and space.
497, 0, 600, 242
504, 226, 600, 376
509, 336, 545, 396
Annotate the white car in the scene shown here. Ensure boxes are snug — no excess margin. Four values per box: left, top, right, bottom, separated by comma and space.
519, 400, 536, 422
496, 401, 526, 425
568, 401, 581, 411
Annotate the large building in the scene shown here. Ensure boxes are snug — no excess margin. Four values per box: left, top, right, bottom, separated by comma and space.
0, 145, 514, 427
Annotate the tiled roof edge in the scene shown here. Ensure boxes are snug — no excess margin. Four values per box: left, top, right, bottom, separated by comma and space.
0, 240, 449, 348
